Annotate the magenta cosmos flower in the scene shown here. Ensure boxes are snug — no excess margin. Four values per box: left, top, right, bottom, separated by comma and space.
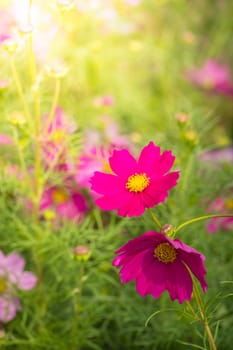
0, 251, 37, 322
90, 141, 179, 217
113, 231, 207, 303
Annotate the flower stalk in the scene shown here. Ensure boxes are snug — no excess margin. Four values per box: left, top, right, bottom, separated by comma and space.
175, 214, 233, 234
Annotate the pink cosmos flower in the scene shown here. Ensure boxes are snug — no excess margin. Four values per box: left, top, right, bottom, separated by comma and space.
90, 141, 179, 217
76, 145, 113, 190
113, 231, 207, 304
39, 182, 88, 224
93, 95, 114, 107
41, 107, 76, 170
0, 251, 37, 322
0, 134, 13, 146
200, 146, 233, 167
206, 197, 233, 233
186, 60, 233, 97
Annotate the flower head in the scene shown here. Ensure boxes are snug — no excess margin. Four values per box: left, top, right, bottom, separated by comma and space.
0, 251, 37, 322
90, 141, 179, 217
113, 231, 207, 304
40, 182, 88, 224
186, 60, 233, 97
206, 197, 233, 233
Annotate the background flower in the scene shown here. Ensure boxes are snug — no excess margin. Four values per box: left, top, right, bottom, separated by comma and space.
0, 251, 37, 323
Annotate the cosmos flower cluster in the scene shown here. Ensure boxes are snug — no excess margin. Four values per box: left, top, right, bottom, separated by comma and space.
90, 141, 208, 304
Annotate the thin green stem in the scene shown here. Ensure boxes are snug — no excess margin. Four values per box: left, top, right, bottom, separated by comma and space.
148, 208, 162, 229
10, 57, 32, 127
192, 281, 217, 350
175, 214, 233, 233
43, 78, 61, 134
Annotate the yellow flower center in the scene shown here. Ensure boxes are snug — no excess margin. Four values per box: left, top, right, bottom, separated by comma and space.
0, 277, 7, 293
154, 242, 177, 263
126, 173, 150, 193
225, 199, 233, 210
52, 188, 68, 204
103, 161, 112, 173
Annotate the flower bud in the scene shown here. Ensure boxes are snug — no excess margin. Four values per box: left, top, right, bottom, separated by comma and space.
46, 61, 68, 78
175, 113, 189, 125
0, 80, 9, 91
18, 24, 33, 38
56, 0, 74, 12
3, 38, 18, 54
74, 245, 90, 261
160, 224, 174, 237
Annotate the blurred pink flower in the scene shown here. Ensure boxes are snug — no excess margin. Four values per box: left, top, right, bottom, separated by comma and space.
39, 182, 88, 224
200, 146, 233, 167
90, 141, 179, 217
0, 9, 15, 44
113, 231, 207, 304
206, 197, 233, 233
76, 145, 113, 190
93, 95, 114, 107
0, 251, 37, 323
124, 0, 142, 6
186, 60, 233, 97
41, 107, 76, 170
0, 134, 13, 145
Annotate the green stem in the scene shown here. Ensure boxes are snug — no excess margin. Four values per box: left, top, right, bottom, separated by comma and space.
43, 78, 61, 134
175, 214, 233, 233
10, 57, 31, 127
148, 208, 162, 229
192, 280, 217, 350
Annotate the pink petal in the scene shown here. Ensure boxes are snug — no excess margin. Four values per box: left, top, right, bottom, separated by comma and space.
117, 193, 145, 217
5, 253, 25, 274
166, 260, 193, 303
0, 296, 18, 322
157, 150, 176, 175
90, 172, 125, 195
94, 190, 131, 212
109, 149, 137, 179
152, 172, 180, 190
138, 142, 161, 176
179, 250, 207, 293
18, 272, 37, 290
119, 249, 150, 283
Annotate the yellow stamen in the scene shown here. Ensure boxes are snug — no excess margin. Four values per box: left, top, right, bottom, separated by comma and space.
126, 173, 150, 193
154, 242, 177, 263
52, 188, 68, 204
0, 277, 7, 293
225, 199, 233, 210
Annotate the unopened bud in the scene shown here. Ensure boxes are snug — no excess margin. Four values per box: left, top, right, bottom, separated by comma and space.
175, 113, 189, 125
56, 0, 74, 12
9, 111, 26, 126
46, 61, 68, 78
160, 224, 174, 237
3, 38, 18, 54
184, 130, 199, 145
74, 245, 90, 261
0, 80, 9, 90
18, 24, 33, 38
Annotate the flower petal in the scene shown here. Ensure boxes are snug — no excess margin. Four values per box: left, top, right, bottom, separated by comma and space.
0, 296, 18, 322
18, 272, 37, 290
90, 172, 125, 195
5, 253, 25, 274
109, 149, 137, 178
138, 142, 161, 176
157, 150, 176, 175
